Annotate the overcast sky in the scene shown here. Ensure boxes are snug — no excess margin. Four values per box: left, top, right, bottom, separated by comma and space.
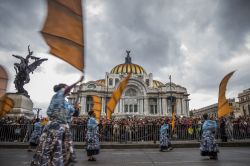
0, 0, 250, 117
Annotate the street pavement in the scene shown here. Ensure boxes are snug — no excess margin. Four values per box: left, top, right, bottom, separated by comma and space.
0, 147, 250, 166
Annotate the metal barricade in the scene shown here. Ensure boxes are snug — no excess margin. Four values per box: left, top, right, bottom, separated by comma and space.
0, 124, 34, 142
0, 123, 249, 142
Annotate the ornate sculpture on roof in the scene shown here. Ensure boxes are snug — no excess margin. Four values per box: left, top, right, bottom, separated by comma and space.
12, 45, 48, 98
125, 50, 132, 63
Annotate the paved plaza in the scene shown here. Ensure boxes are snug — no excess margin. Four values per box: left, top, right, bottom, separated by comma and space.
0, 147, 250, 166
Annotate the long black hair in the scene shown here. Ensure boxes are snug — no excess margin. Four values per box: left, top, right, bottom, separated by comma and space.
203, 113, 208, 120
53, 83, 67, 92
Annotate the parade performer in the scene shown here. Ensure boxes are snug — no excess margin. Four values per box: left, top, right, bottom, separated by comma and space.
85, 110, 100, 161
200, 113, 219, 160
27, 118, 42, 152
64, 100, 79, 163
31, 76, 83, 166
159, 118, 173, 152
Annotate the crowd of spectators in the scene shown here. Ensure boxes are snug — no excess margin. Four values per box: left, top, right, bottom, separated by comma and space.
0, 116, 48, 126
0, 114, 250, 129
70, 115, 250, 128
0, 114, 250, 142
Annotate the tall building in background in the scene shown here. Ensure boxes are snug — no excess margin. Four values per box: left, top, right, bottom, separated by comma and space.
69, 51, 190, 118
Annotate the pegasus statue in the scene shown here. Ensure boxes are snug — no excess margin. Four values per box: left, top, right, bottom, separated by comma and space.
12, 45, 48, 98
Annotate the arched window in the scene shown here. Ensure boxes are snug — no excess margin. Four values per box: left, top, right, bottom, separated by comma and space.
134, 104, 138, 112
125, 88, 137, 96
109, 78, 113, 86
149, 98, 157, 114
86, 96, 93, 112
115, 78, 120, 85
125, 104, 128, 113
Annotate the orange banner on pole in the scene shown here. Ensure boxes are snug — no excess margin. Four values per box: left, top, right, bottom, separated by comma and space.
0, 95, 14, 118
171, 104, 176, 132
92, 95, 101, 124
218, 71, 235, 118
41, 0, 84, 71
106, 74, 131, 120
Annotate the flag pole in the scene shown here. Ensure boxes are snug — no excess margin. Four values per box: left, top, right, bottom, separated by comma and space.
106, 74, 109, 119
74, 0, 85, 112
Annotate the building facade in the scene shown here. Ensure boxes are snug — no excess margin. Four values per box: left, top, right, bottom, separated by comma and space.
192, 98, 241, 118
238, 88, 250, 116
69, 51, 190, 118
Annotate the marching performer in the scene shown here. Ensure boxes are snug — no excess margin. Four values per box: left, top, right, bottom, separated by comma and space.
31, 76, 83, 166
85, 110, 100, 161
159, 118, 173, 152
27, 118, 42, 152
200, 113, 219, 160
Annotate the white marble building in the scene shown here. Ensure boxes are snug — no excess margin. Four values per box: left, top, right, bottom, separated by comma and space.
69, 51, 190, 118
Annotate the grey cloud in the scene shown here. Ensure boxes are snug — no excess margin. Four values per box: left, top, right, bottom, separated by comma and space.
214, 0, 250, 53
1, 0, 250, 109
0, 0, 47, 52
53, 63, 80, 75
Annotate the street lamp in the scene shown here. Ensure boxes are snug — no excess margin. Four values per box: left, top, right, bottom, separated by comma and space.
33, 108, 41, 119
168, 75, 176, 117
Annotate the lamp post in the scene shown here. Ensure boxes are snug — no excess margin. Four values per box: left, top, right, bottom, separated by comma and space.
169, 76, 176, 115
33, 108, 41, 119
169, 75, 173, 116
105, 74, 109, 116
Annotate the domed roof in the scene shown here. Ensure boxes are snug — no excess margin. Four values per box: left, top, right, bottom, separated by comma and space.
153, 80, 164, 88
110, 51, 146, 75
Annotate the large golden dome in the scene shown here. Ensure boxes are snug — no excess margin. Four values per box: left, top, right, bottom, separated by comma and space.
110, 51, 146, 74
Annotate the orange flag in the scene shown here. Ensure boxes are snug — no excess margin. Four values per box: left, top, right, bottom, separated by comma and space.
0, 95, 14, 118
171, 104, 176, 132
41, 0, 84, 71
0, 65, 8, 98
106, 74, 131, 120
92, 95, 102, 124
218, 71, 235, 118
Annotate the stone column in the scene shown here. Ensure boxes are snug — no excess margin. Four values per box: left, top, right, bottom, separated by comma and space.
144, 98, 149, 115
142, 98, 145, 115
176, 98, 181, 116
120, 98, 123, 114
183, 98, 187, 116
186, 99, 189, 116
101, 97, 105, 115
80, 96, 86, 115
162, 98, 167, 116
181, 98, 183, 115
137, 98, 142, 115
158, 97, 161, 115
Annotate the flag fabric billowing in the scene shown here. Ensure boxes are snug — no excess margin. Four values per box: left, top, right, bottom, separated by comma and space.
218, 71, 235, 118
0, 65, 8, 98
171, 104, 176, 132
0, 95, 14, 118
106, 74, 131, 120
92, 95, 101, 124
41, 0, 84, 71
